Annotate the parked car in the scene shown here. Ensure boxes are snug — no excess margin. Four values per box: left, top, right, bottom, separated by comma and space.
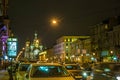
91, 62, 119, 80
63, 63, 91, 80
24, 63, 75, 80
15, 62, 31, 80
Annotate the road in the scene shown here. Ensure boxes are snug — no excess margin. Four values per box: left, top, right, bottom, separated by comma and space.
0, 69, 15, 80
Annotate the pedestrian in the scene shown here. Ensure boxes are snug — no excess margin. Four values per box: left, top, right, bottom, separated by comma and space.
7, 65, 14, 80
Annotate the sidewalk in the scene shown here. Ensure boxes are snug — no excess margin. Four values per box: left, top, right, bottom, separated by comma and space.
0, 69, 10, 80
0, 69, 16, 80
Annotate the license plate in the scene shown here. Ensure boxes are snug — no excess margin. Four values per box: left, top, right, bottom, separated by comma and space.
75, 76, 82, 78
87, 76, 93, 80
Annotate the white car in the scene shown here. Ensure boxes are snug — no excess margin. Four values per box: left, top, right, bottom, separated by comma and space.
15, 62, 31, 80
24, 63, 75, 80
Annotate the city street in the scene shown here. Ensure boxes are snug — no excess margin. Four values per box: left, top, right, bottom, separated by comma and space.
0, 69, 14, 80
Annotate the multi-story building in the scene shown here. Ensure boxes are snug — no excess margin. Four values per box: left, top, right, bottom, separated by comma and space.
90, 23, 110, 61
90, 16, 120, 62
0, 0, 10, 69
54, 36, 90, 63
108, 25, 120, 60
70, 37, 91, 63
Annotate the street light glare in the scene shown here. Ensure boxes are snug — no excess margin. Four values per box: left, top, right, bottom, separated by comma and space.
52, 20, 57, 24
50, 18, 59, 27
49, 16, 63, 28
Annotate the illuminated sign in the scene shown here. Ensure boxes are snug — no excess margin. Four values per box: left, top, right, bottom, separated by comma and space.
7, 37, 18, 57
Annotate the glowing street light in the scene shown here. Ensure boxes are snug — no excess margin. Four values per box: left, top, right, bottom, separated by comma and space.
49, 16, 62, 28
52, 20, 57, 24
50, 19, 58, 27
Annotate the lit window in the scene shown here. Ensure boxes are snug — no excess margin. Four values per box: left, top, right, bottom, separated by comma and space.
72, 39, 74, 42
66, 46, 68, 49
105, 24, 108, 29
64, 39, 66, 42
68, 38, 70, 42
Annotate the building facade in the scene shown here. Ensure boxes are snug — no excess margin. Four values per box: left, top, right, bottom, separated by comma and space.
0, 0, 10, 69
54, 36, 91, 63
90, 16, 120, 62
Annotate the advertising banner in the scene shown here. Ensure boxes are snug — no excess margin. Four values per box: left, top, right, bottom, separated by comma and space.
7, 38, 18, 58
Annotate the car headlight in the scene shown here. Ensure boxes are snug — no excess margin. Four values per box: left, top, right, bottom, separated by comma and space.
82, 72, 88, 77
116, 76, 120, 80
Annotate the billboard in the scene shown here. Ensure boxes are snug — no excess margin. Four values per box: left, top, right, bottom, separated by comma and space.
7, 38, 18, 58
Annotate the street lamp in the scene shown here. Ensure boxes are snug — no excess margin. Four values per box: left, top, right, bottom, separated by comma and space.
50, 19, 58, 27
49, 16, 62, 28
52, 20, 57, 24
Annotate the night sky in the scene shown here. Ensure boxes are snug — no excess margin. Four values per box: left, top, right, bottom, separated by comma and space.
8, 0, 120, 50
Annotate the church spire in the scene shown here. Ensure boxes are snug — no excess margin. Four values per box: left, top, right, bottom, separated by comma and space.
34, 31, 38, 40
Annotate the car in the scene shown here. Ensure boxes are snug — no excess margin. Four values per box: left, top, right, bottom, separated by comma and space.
23, 63, 75, 80
63, 63, 91, 80
91, 62, 120, 80
15, 62, 31, 80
